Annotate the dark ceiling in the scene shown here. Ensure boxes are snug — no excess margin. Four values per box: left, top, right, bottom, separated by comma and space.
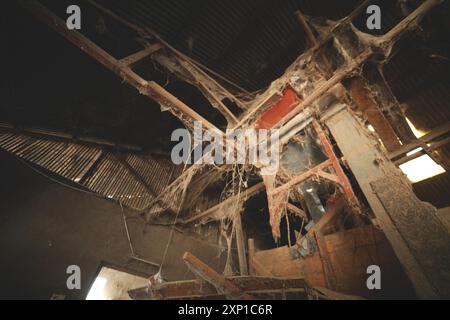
2, 0, 449, 164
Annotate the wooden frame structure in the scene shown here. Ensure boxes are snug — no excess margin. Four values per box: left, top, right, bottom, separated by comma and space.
20, 0, 450, 299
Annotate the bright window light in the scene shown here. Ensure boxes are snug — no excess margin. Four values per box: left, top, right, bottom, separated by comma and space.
406, 118, 426, 138
86, 267, 148, 300
399, 154, 445, 183
86, 277, 107, 300
406, 147, 423, 157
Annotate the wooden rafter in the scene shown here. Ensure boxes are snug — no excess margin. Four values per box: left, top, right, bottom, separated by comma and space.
20, 0, 222, 136
153, 53, 240, 125
119, 43, 163, 68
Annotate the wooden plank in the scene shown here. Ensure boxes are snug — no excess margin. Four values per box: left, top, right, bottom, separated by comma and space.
129, 276, 307, 300
322, 225, 416, 299
315, 231, 337, 290
252, 246, 303, 278
311, 287, 365, 300
182, 252, 254, 300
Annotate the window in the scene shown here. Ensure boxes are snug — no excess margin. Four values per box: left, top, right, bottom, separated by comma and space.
399, 154, 445, 183
86, 266, 148, 300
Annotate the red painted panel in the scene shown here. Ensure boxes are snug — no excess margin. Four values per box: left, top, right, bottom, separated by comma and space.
256, 87, 301, 129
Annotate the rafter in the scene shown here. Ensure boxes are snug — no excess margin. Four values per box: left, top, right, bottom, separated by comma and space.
20, 0, 222, 136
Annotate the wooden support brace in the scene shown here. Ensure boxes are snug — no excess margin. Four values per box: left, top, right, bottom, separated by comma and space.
269, 160, 332, 196
312, 120, 360, 209
119, 43, 163, 68
171, 58, 239, 125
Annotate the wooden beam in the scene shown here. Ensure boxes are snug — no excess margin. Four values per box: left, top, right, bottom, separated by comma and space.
86, 0, 252, 98
323, 105, 450, 299
295, 10, 334, 78
0, 123, 142, 152
155, 55, 239, 125
269, 160, 332, 196
128, 275, 306, 300
376, 0, 444, 49
235, 1, 373, 129
117, 154, 160, 198
315, 230, 337, 290
20, 0, 222, 135
182, 252, 254, 299
234, 212, 249, 276
248, 238, 255, 276
348, 78, 401, 152
312, 120, 360, 209
119, 43, 163, 68
389, 121, 450, 159
180, 182, 266, 224
287, 203, 307, 219
394, 136, 450, 166
310, 287, 365, 300
305, 194, 346, 238
247, 0, 442, 130
276, 49, 374, 128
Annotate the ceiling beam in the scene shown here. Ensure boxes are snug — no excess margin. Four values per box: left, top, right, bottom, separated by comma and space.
19, 0, 222, 136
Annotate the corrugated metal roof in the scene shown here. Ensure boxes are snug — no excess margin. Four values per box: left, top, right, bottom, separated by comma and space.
0, 130, 180, 211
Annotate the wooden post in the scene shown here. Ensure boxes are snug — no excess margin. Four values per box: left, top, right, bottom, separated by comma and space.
234, 213, 249, 276
248, 238, 255, 276
322, 105, 450, 299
